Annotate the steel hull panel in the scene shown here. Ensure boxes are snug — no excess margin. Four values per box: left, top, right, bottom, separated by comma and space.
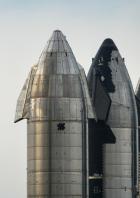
27, 133, 82, 147
28, 184, 82, 196
31, 74, 82, 98
27, 146, 82, 160
104, 189, 132, 198
27, 172, 82, 185
104, 177, 132, 188
27, 120, 83, 134
30, 98, 83, 121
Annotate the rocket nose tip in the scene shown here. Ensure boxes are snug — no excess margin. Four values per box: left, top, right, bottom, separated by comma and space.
104, 38, 114, 43
38, 29, 72, 58
54, 29, 62, 32
51, 29, 66, 40
102, 38, 117, 50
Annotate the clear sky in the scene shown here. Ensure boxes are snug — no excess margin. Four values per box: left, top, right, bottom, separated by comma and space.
0, 0, 139, 197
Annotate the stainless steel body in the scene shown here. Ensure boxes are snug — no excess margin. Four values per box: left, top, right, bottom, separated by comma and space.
87, 39, 138, 198
15, 30, 95, 198
135, 80, 140, 196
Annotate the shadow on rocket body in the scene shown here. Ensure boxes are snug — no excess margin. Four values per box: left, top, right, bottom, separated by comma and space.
88, 72, 116, 198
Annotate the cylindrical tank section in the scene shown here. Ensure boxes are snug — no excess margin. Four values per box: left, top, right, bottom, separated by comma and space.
27, 31, 88, 198
87, 39, 138, 198
15, 30, 95, 198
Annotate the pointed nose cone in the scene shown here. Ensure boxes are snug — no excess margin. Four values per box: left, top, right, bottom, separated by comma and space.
94, 38, 118, 60
101, 38, 118, 50
38, 30, 75, 68
36, 30, 79, 76
87, 38, 120, 96
42, 29, 73, 54
87, 37, 134, 100
49, 30, 71, 50
87, 38, 127, 95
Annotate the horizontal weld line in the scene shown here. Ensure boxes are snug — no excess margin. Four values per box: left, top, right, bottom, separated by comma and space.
103, 164, 131, 165
27, 133, 81, 135
29, 119, 82, 121
103, 176, 131, 178
27, 159, 82, 161
27, 171, 82, 173
28, 120, 82, 122
27, 183, 82, 185
27, 145, 82, 147
104, 188, 132, 190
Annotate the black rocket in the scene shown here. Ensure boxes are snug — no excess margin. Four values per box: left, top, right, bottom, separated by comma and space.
87, 38, 139, 198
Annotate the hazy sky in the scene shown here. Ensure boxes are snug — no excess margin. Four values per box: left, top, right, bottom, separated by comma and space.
0, 0, 140, 197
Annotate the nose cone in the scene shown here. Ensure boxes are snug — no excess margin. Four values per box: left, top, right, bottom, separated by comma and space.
38, 30, 76, 69
88, 38, 124, 95
93, 38, 118, 65
15, 29, 96, 122
101, 38, 118, 50
43, 29, 73, 53
87, 37, 137, 126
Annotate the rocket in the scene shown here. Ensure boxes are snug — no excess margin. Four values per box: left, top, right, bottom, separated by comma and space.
87, 38, 139, 198
15, 30, 139, 198
14, 30, 96, 198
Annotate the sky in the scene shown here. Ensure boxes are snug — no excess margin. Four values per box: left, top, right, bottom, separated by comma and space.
0, 0, 140, 197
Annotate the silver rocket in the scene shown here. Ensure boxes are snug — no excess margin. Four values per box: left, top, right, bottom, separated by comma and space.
87, 39, 139, 198
14, 30, 95, 198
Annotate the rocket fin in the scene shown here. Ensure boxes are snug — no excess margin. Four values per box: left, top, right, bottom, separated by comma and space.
14, 65, 37, 123
94, 76, 111, 121
78, 63, 96, 119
